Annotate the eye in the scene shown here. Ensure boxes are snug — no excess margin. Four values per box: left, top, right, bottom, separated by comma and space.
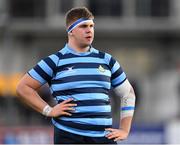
79, 24, 88, 28
90, 24, 94, 28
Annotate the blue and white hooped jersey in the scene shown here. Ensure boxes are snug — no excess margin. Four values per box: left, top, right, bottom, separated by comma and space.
28, 44, 127, 137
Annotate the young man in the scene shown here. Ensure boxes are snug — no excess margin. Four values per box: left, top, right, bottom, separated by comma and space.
16, 7, 136, 144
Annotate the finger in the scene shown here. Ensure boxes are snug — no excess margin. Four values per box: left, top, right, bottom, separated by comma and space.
61, 98, 74, 104
63, 107, 75, 111
107, 132, 120, 139
107, 133, 116, 139
64, 103, 77, 107
106, 132, 116, 138
105, 128, 115, 132
61, 111, 72, 116
105, 132, 113, 138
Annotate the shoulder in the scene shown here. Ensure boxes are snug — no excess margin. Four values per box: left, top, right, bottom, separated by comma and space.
92, 47, 113, 60
46, 46, 68, 63
97, 49, 119, 69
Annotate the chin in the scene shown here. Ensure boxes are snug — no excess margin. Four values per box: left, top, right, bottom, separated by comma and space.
81, 43, 91, 48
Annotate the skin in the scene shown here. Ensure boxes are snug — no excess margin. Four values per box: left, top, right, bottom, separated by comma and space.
67, 20, 94, 52
16, 19, 135, 142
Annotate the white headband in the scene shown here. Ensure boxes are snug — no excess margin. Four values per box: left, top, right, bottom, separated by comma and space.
67, 18, 93, 33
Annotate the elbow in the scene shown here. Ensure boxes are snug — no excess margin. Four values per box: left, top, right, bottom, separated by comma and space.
16, 82, 25, 98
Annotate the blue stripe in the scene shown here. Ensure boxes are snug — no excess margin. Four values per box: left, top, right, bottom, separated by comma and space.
121, 106, 135, 111
54, 119, 111, 131
52, 119, 106, 137
44, 56, 57, 71
33, 65, 52, 84
28, 69, 46, 84
57, 99, 110, 106
111, 72, 126, 85
52, 87, 109, 96
113, 78, 127, 88
56, 68, 111, 79
60, 118, 112, 125
104, 53, 111, 64
111, 61, 120, 74
57, 63, 109, 72
109, 57, 116, 69
51, 81, 111, 91
58, 52, 103, 59
38, 60, 53, 77
111, 67, 124, 80
67, 18, 89, 32
52, 75, 110, 84
74, 105, 111, 113
55, 93, 109, 101
63, 112, 112, 118
57, 57, 106, 66
49, 54, 59, 63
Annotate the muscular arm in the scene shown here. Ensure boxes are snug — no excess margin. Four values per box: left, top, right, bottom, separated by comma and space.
16, 73, 48, 113
106, 79, 136, 141
16, 73, 76, 117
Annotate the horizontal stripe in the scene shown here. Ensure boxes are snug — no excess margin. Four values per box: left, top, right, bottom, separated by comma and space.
121, 106, 135, 111
33, 65, 51, 83
52, 87, 109, 96
58, 53, 104, 60
57, 99, 110, 107
104, 53, 112, 64
49, 54, 60, 63
56, 68, 111, 79
60, 118, 112, 125
57, 63, 109, 72
111, 61, 120, 74
28, 70, 46, 84
69, 112, 112, 118
98, 51, 105, 59
57, 57, 106, 66
38, 60, 53, 77
53, 119, 111, 131
109, 57, 116, 70
55, 93, 109, 101
52, 119, 106, 137
74, 105, 111, 113
44, 56, 57, 72
113, 77, 127, 88
51, 81, 111, 91
111, 67, 124, 81
52, 75, 110, 84
111, 72, 126, 85
67, 18, 92, 33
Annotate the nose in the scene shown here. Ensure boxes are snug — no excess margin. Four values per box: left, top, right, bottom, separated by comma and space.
86, 27, 93, 33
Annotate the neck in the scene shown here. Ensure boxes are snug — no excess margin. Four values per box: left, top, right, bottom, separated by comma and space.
68, 40, 90, 53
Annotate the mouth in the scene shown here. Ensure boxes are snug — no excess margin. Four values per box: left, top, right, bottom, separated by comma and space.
85, 36, 92, 40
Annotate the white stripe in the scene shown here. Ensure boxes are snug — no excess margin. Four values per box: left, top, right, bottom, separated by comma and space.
68, 20, 93, 33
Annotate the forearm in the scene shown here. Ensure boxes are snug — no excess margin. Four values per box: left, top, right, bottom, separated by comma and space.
114, 79, 136, 133
17, 84, 48, 114
17, 82, 77, 118
119, 116, 133, 134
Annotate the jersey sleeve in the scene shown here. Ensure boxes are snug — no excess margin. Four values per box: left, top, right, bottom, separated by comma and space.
28, 53, 59, 85
105, 53, 127, 88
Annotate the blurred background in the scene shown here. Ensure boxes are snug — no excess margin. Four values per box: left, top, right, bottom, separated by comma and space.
0, 0, 180, 144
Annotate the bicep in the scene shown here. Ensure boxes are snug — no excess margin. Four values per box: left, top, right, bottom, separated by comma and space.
18, 73, 43, 91
114, 79, 132, 97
